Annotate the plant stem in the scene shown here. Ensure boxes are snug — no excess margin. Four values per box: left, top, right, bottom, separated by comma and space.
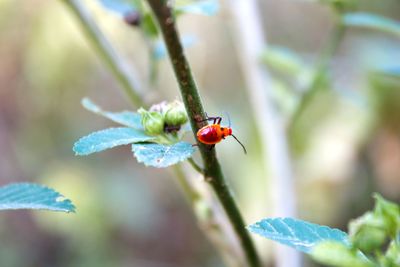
62, 0, 144, 107
288, 14, 346, 134
146, 1, 261, 267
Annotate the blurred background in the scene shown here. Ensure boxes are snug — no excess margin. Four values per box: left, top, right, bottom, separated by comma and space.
0, 0, 399, 266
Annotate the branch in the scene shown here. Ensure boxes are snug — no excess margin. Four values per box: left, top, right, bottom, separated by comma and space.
62, 0, 144, 107
146, 1, 261, 267
288, 14, 346, 134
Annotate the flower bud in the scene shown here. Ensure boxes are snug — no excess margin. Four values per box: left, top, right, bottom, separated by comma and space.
349, 212, 387, 253
163, 100, 188, 126
138, 108, 164, 135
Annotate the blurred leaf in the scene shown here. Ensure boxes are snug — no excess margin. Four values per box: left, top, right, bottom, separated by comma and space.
311, 241, 374, 267
82, 98, 143, 129
98, 0, 137, 15
142, 13, 159, 38
248, 217, 349, 253
175, 0, 219, 16
132, 142, 194, 168
0, 183, 75, 213
261, 46, 306, 76
153, 35, 197, 60
343, 13, 400, 38
74, 127, 154, 155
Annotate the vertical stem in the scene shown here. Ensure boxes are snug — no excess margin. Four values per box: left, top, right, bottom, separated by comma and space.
62, 0, 144, 107
146, 1, 261, 267
229, 1, 301, 267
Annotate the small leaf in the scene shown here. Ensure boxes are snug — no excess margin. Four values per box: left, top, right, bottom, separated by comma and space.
132, 142, 195, 168
81, 98, 143, 129
311, 241, 374, 267
343, 13, 400, 38
0, 183, 75, 213
248, 217, 349, 253
175, 0, 219, 16
74, 127, 154, 156
98, 0, 137, 15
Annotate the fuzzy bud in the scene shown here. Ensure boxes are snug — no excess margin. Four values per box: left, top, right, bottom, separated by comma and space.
163, 100, 188, 126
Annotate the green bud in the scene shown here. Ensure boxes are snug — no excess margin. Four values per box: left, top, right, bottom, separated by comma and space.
163, 100, 188, 126
349, 212, 387, 253
138, 107, 164, 135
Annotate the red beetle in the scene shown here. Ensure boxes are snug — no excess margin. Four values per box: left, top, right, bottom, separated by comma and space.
196, 115, 247, 154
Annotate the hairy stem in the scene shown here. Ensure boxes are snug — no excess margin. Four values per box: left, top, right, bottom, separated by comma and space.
146, 1, 261, 267
62, 0, 144, 107
289, 14, 346, 133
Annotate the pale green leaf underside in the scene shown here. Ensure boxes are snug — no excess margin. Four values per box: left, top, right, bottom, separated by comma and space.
343, 13, 400, 38
132, 142, 194, 168
0, 183, 75, 213
248, 217, 349, 253
82, 98, 143, 129
74, 127, 154, 155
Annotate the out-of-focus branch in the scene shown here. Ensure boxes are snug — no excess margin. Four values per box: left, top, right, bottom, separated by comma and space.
62, 0, 144, 107
288, 14, 346, 134
229, 1, 301, 267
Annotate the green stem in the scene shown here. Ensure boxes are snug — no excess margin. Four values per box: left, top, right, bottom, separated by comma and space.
62, 0, 144, 107
288, 13, 346, 134
146, 1, 261, 267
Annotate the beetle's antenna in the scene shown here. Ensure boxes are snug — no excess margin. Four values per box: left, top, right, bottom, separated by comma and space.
223, 111, 231, 128
231, 134, 247, 154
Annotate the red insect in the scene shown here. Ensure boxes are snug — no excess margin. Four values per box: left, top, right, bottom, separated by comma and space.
196, 115, 247, 154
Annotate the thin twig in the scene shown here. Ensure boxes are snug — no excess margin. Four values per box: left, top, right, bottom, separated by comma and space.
288, 14, 346, 134
188, 158, 204, 174
146, 1, 261, 267
62, 0, 144, 107
229, 1, 301, 267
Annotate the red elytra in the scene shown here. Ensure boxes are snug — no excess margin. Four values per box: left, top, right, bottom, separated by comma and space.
196, 116, 247, 154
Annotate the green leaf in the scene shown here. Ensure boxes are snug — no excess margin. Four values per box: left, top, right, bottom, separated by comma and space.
175, 0, 219, 16
74, 127, 154, 156
311, 241, 374, 267
0, 183, 75, 213
132, 142, 195, 168
343, 13, 400, 38
142, 13, 159, 38
82, 98, 143, 129
248, 217, 349, 253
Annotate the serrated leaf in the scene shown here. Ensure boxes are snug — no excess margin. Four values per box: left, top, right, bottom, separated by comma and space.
153, 35, 197, 60
98, 0, 136, 15
0, 183, 75, 213
74, 127, 154, 156
175, 0, 219, 16
248, 217, 349, 253
132, 142, 194, 168
343, 13, 400, 38
81, 98, 143, 129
